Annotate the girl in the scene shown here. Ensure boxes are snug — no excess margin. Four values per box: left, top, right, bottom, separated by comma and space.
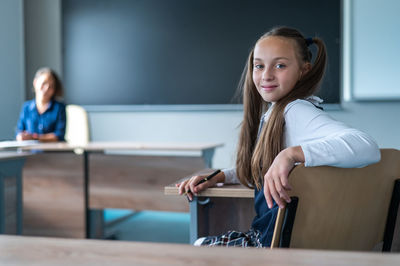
177, 27, 380, 247
16, 67, 66, 142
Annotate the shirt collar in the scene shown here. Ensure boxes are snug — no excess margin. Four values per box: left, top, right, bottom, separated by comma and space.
28, 100, 36, 111
262, 95, 324, 121
29, 99, 55, 113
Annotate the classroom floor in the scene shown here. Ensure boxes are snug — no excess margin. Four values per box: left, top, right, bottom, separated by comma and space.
104, 209, 190, 244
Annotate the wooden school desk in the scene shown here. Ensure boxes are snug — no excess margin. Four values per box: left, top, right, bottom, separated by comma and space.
1, 235, 400, 266
165, 170, 254, 244
0, 151, 29, 235
19, 141, 223, 238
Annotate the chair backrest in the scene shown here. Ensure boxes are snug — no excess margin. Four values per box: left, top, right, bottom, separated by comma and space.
65, 104, 90, 145
271, 149, 400, 251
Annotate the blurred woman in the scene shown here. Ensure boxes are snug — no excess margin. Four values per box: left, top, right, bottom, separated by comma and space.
16, 67, 66, 142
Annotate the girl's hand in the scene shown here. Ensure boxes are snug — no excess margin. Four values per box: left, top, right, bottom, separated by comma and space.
176, 172, 225, 201
263, 146, 305, 209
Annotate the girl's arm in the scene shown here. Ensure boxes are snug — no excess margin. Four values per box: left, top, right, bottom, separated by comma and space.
263, 146, 304, 209
222, 168, 240, 184
176, 168, 241, 201
176, 171, 226, 201
301, 129, 380, 168
264, 99, 381, 209
285, 100, 380, 168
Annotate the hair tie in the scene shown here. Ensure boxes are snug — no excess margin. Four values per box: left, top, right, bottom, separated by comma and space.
305, 37, 313, 46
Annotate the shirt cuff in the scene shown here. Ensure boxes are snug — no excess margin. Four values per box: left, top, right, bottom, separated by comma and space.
222, 168, 240, 184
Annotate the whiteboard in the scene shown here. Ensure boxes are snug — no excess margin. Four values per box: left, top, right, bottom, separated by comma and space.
352, 0, 400, 100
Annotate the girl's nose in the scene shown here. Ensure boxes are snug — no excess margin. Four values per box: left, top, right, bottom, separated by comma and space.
262, 68, 274, 81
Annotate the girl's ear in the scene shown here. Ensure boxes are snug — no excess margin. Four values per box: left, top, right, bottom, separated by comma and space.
302, 62, 312, 75
299, 62, 312, 80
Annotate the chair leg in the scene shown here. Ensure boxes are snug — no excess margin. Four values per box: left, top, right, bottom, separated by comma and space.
382, 179, 400, 252
271, 206, 286, 248
280, 197, 299, 248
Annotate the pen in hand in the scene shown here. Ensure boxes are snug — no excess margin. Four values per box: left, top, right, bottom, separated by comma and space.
184, 169, 221, 197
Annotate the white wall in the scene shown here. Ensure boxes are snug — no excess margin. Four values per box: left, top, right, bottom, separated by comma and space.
0, 0, 25, 139
14, 0, 400, 169
88, 101, 400, 169
89, 109, 243, 168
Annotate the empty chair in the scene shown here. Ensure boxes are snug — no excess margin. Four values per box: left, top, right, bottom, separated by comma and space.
271, 149, 400, 251
65, 104, 90, 145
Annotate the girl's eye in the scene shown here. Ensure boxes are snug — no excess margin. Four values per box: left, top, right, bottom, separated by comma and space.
276, 64, 286, 69
254, 64, 264, 70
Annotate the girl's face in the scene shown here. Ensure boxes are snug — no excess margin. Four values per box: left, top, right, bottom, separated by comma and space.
34, 72, 55, 103
252, 36, 308, 103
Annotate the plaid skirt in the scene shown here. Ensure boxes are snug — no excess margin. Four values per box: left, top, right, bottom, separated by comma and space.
199, 229, 263, 248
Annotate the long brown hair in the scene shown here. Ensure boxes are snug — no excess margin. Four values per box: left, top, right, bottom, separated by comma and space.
236, 27, 327, 189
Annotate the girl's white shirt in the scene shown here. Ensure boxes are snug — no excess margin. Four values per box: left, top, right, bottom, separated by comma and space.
223, 97, 381, 184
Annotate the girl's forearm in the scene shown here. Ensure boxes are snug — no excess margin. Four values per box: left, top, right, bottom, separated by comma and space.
286, 146, 305, 164
215, 171, 226, 183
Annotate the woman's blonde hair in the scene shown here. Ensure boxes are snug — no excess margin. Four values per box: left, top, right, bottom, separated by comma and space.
236, 26, 327, 189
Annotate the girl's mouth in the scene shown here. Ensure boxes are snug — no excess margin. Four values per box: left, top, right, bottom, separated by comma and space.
261, 85, 278, 92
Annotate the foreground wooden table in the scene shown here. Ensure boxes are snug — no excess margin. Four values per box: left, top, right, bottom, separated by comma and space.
0, 235, 399, 266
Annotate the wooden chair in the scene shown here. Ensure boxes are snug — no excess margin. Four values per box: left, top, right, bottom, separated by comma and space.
271, 149, 400, 251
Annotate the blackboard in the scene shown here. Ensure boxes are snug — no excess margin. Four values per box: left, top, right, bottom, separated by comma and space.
62, 0, 340, 105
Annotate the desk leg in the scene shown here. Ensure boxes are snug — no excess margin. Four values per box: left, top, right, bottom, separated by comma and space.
89, 209, 105, 239
190, 197, 212, 244
16, 160, 24, 235
189, 198, 198, 244
0, 159, 25, 235
84, 151, 90, 238
84, 152, 106, 239
201, 148, 215, 169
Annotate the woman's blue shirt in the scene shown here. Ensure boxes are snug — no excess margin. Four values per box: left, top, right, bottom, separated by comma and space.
16, 99, 66, 141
